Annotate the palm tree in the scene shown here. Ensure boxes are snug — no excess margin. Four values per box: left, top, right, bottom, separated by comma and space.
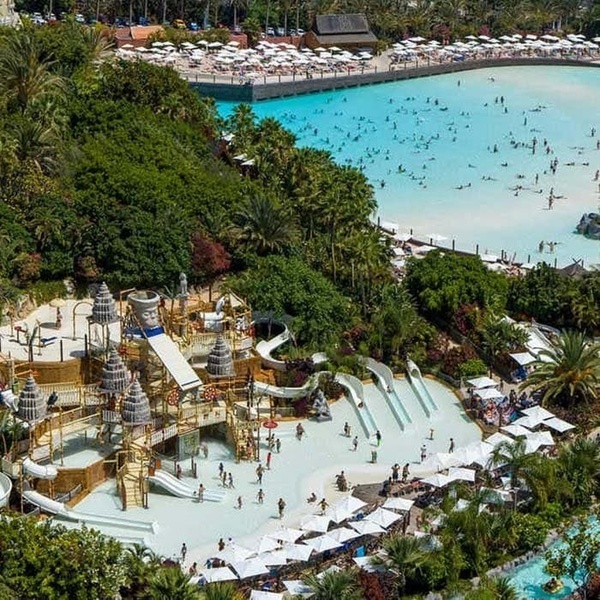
198, 582, 244, 600
302, 568, 362, 600
520, 331, 600, 407
0, 32, 65, 114
9, 119, 60, 175
556, 438, 600, 508
149, 567, 200, 600
370, 534, 431, 590
232, 195, 299, 255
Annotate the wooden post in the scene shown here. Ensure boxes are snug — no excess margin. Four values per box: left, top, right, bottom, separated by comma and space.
452, 239, 455, 251
476, 244, 479, 255
60, 339, 64, 362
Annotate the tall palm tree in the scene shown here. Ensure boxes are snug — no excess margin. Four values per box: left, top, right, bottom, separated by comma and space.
232, 195, 299, 255
0, 32, 65, 114
149, 567, 199, 600
302, 568, 362, 600
198, 582, 244, 600
9, 119, 60, 175
556, 438, 600, 508
370, 534, 431, 590
520, 331, 600, 407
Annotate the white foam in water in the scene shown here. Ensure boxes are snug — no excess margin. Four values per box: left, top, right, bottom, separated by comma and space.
221, 66, 600, 268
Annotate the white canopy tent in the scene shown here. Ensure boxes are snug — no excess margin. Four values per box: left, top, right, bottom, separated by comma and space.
467, 376, 498, 389
543, 417, 575, 433
510, 352, 537, 366
349, 520, 386, 535
231, 558, 270, 579
502, 424, 532, 437
281, 543, 314, 562
200, 566, 237, 583
366, 507, 402, 528
522, 405, 555, 423
327, 526, 361, 543
383, 497, 415, 511
447, 467, 476, 483
302, 534, 342, 553
476, 388, 505, 401
422, 473, 451, 487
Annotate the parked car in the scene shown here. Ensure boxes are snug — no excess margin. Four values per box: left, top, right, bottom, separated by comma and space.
172, 19, 186, 29
276, 27, 285, 36
266, 26, 275, 36
188, 21, 199, 31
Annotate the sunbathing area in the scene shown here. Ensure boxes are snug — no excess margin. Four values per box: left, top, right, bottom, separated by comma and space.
114, 33, 600, 85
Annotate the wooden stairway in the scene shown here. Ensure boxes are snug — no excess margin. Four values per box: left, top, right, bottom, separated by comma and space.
118, 461, 146, 509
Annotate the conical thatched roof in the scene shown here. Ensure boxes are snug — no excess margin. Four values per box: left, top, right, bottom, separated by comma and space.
122, 380, 152, 426
91, 282, 118, 324
17, 375, 47, 423
206, 335, 234, 378
99, 350, 129, 395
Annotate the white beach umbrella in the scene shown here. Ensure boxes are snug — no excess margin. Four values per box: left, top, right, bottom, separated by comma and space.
422, 473, 451, 488
283, 580, 314, 597
522, 405, 555, 423
476, 388, 504, 401
349, 520, 386, 535
526, 430, 554, 447
300, 514, 332, 533
201, 566, 237, 582
543, 417, 575, 433
231, 558, 270, 579
327, 526, 361, 543
303, 534, 342, 553
485, 432, 514, 448
253, 536, 280, 554
512, 415, 538, 429
447, 467, 476, 483
258, 550, 288, 566
333, 496, 367, 514
208, 41, 224, 48
466, 376, 497, 389
502, 424, 532, 437
366, 507, 401, 528
353, 556, 384, 572
423, 452, 462, 472
266, 527, 304, 543
215, 545, 254, 563
281, 543, 314, 561
324, 504, 354, 523
383, 497, 414, 511
250, 591, 285, 600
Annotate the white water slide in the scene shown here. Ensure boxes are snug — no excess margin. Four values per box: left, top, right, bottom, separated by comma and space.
0, 473, 12, 508
406, 358, 438, 417
147, 333, 202, 391
22, 489, 158, 533
148, 469, 226, 502
335, 373, 378, 438
362, 357, 413, 430
255, 319, 328, 372
23, 457, 59, 480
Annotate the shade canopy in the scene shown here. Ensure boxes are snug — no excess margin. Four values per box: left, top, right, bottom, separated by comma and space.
200, 566, 237, 582
327, 526, 361, 543
281, 543, 314, 562
476, 388, 505, 401
383, 497, 414, 511
447, 467, 476, 483
502, 424, 532, 437
266, 527, 304, 543
332, 495, 367, 513
303, 534, 342, 553
485, 432, 514, 448
324, 504, 354, 523
510, 351, 537, 365
300, 514, 332, 533
282, 580, 314, 597
543, 417, 575, 433
522, 405, 555, 423
366, 507, 402, 528
258, 550, 288, 566
421, 473, 451, 487
250, 591, 285, 600
423, 452, 462, 472
230, 558, 270, 579
252, 536, 280, 555
467, 376, 498, 389
215, 545, 254, 563
349, 520, 386, 535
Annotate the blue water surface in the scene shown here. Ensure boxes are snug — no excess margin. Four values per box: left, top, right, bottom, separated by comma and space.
219, 66, 600, 268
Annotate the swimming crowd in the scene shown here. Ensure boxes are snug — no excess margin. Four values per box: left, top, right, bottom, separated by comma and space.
274, 76, 599, 258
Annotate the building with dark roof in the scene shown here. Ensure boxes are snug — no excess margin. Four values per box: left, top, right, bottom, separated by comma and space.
305, 14, 378, 52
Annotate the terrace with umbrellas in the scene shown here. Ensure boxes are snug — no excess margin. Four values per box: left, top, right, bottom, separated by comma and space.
114, 32, 600, 86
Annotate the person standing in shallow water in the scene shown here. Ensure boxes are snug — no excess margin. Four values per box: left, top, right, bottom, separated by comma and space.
375, 430, 382, 447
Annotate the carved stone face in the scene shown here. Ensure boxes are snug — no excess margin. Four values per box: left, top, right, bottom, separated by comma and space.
128, 291, 161, 330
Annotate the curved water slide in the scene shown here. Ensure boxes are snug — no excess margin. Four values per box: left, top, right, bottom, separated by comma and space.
362, 357, 413, 431
22, 457, 59, 480
22, 489, 158, 533
255, 319, 329, 371
148, 470, 226, 502
0, 473, 12, 508
335, 373, 378, 438
253, 377, 318, 399
406, 358, 438, 417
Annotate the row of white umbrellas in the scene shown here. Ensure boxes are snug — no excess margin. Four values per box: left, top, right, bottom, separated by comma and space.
200, 494, 414, 582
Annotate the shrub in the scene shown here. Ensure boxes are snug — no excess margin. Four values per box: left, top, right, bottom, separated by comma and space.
512, 512, 550, 553
457, 358, 488, 379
